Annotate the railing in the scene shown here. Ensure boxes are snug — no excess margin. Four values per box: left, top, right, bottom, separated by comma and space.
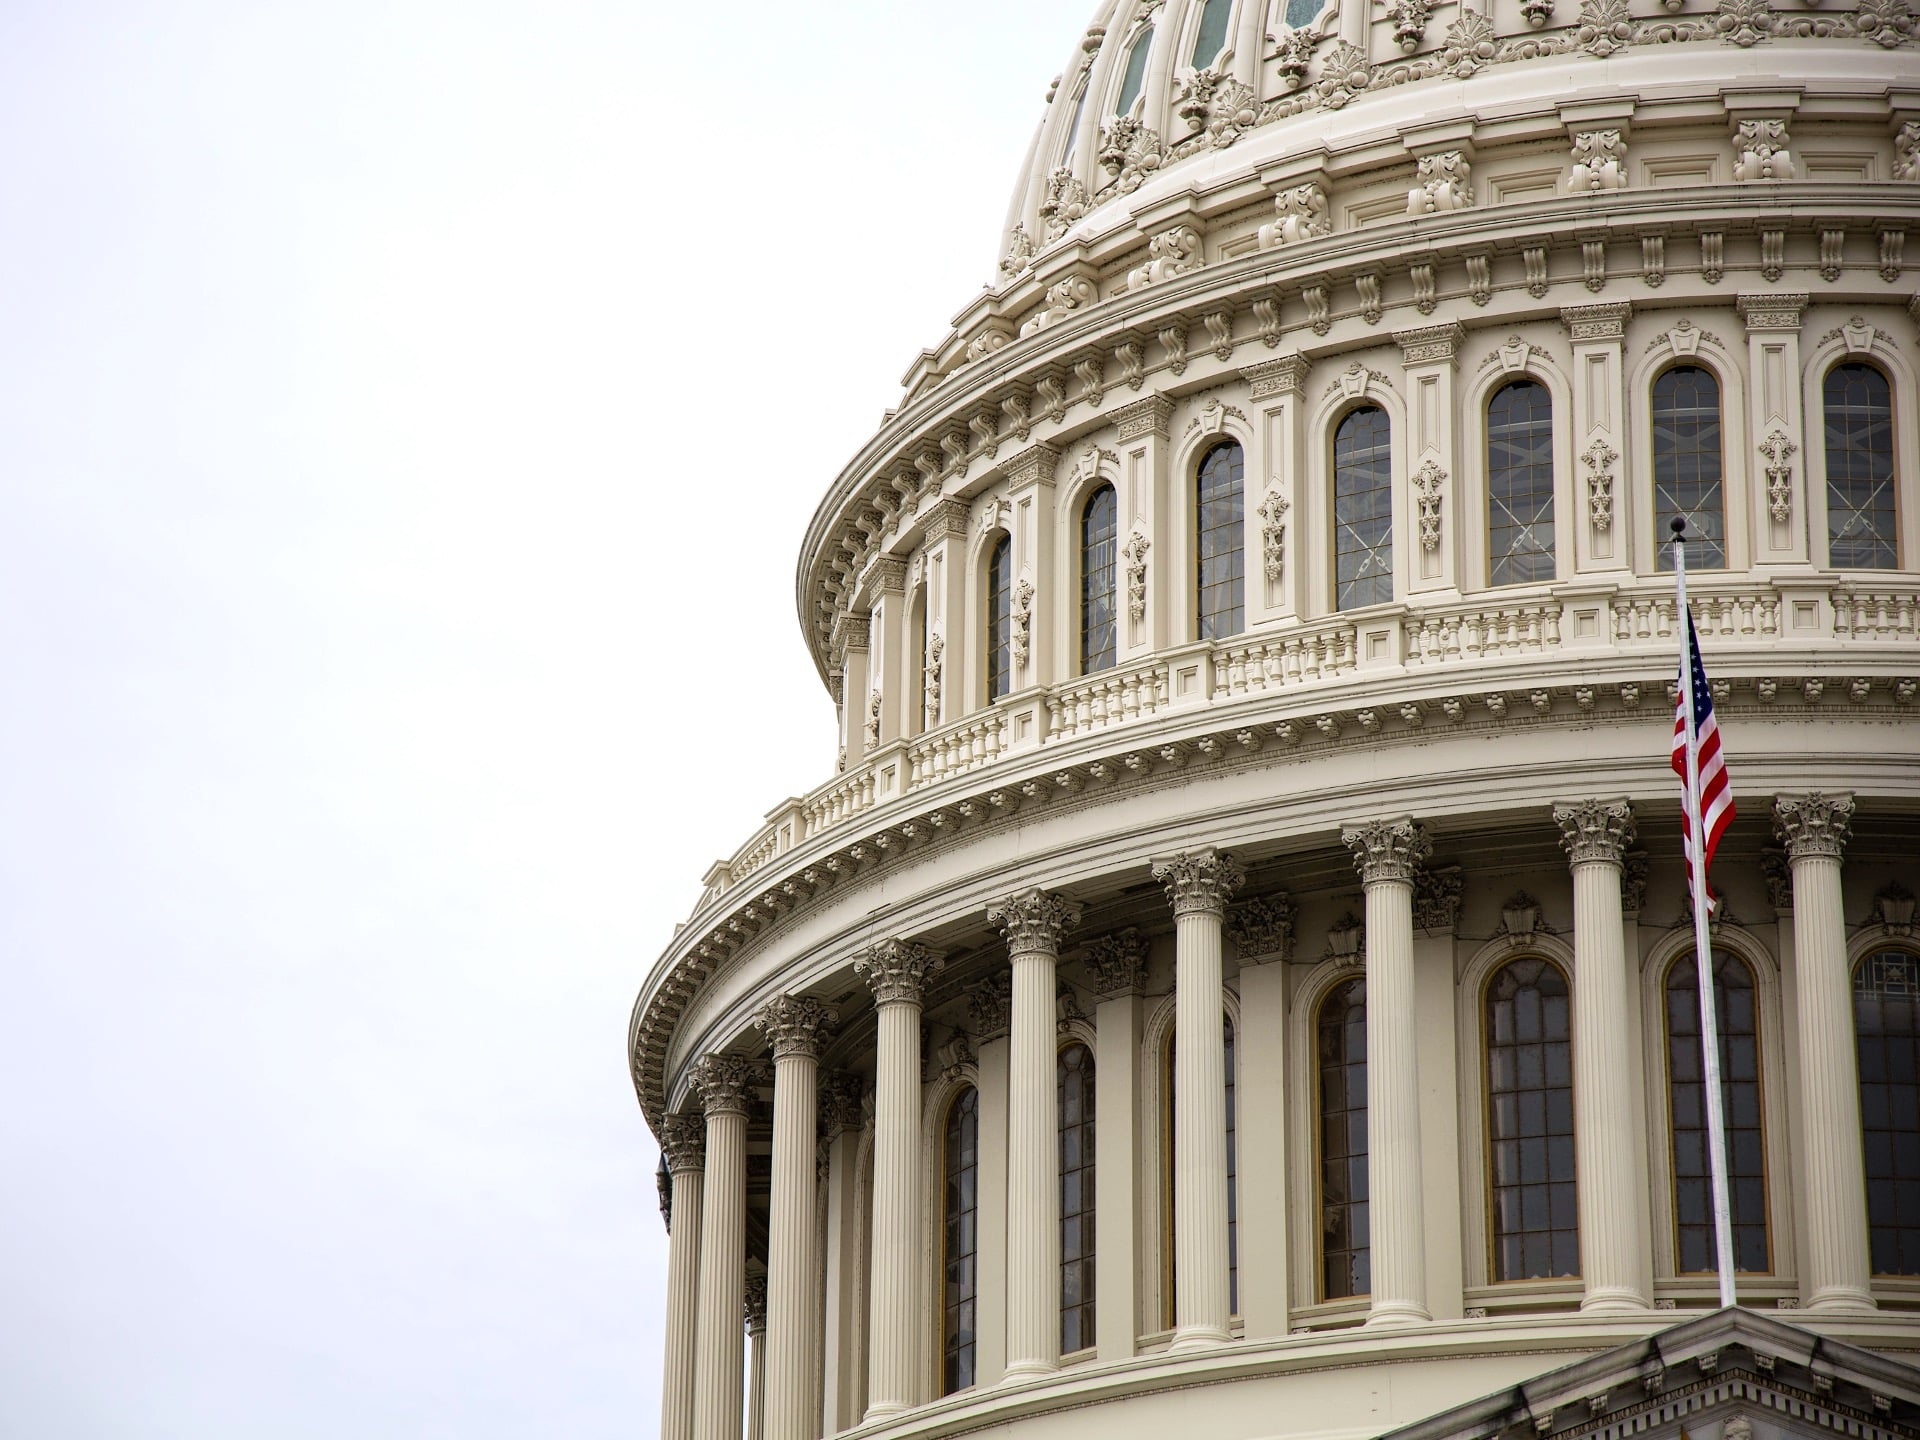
1045, 658, 1171, 742
1212, 617, 1358, 695
691, 577, 1918, 908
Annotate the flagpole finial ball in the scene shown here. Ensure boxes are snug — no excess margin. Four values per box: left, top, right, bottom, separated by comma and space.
1669, 515, 1687, 537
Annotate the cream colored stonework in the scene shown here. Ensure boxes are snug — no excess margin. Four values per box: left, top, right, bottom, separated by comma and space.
639, 2, 1920, 1437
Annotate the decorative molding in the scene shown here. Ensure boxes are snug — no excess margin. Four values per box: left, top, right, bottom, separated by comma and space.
817, 1071, 866, 1136
1414, 863, 1465, 931
1396, 321, 1465, 366
1384, 0, 1434, 52
1124, 530, 1150, 621
660, 1111, 706, 1174
1325, 910, 1366, 964
1113, 393, 1174, 440
924, 632, 944, 728
1412, 458, 1447, 551
1187, 395, 1248, 437
1245, 355, 1309, 398
1128, 224, 1204, 291
1038, 167, 1090, 243
689, 1052, 759, 1117
1562, 300, 1631, 340
1257, 490, 1289, 582
1499, 891, 1543, 946
1158, 322, 1189, 375
744, 1274, 768, 1331
1871, 882, 1917, 936
1325, 361, 1395, 400
1407, 149, 1474, 213
1738, 292, 1807, 332
1622, 850, 1651, 912
1732, 117, 1796, 182
1096, 116, 1167, 197
964, 971, 1013, 1040
1021, 274, 1096, 337
1011, 578, 1036, 670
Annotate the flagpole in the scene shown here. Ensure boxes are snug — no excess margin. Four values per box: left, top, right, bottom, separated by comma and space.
1671, 514, 1738, 1309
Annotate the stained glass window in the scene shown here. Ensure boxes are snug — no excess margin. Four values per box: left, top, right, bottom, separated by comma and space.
1486, 958, 1577, 1281
986, 534, 1012, 702
1824, 363, 1898, 569
1488, 380, 1555, 586
1190, 0, 1235, 66
1196, 441, 1245, 640
1653, 366, 1726, 571
1059, 1042, 1097, 1353
1856, 948, 1920, 1275
942, 1087, 980, 1394
1114, 24, 1153, 117
1334, 406, 1393, 611
1318, 977, 1369, 1299
1666, 951, 1769, 1273
1081, 484, 1118, 674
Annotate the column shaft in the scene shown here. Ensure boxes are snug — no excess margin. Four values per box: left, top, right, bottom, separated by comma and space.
1173, 905, 1231, 1345
659, 1157, 705, 1440
1793, 851, 1874, 1306
866, 999, 924, 1415
746, 1315, 766, 1440
763, 1052, 819, 1440
693, 1105, 748, 1440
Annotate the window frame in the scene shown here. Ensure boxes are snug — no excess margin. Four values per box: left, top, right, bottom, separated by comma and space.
1313, 973, 1370, 1302
1058, 1035, 1098, 1357
1649, 360, 1730, 574
1853, 943, 1920, 1278
1079, 482, 1120, 676
1819, 358, 1901, 571
1331, 403, 1395, 613
983, 530, 1013, 704
938, 1083, 981, 1396
1193, 438, 1246, 642
1485, 376, 1559, 588
1480, 953, 1579, 1286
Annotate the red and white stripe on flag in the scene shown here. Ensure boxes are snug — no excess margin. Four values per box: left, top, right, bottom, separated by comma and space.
1672, 611, 1735, 909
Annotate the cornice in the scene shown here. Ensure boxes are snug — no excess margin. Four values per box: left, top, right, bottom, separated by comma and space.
628, 654, 1920, 1128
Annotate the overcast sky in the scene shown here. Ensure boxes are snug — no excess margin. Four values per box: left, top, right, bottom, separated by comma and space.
0, 4, 1086, 1434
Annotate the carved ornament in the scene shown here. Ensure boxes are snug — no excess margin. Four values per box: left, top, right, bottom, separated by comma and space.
854, 938, 945, 1006
987, 887, 1083, 954
1151, 848, 1246, 916
752, 994, 838, 1060
1226, 892, 1296, 961
1342, 817, 1432, 885
1773, 792, 1853, 860
1553, 798, 1636, 865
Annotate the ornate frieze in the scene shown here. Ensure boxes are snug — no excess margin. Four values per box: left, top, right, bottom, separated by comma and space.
660, 1111, 706, 1174
1774, 792, 1854, 859
1226, 892, 1296, 961
1396, 321, 1465, 366
752, 994, 838, 1059
987, 886, 1083, 954
854, 938, 945, 1006
690, 1053, 759, 1117
1738, 292, 1807, 332
1080, 927, 1150, 995
1245, 355, 1308, 399
1553, 798, 1637, 864
1342, 817, 1432, 885
1563, 300, 1631, 341
1152, 848, 1246, 916
1113, 393, 1173, 440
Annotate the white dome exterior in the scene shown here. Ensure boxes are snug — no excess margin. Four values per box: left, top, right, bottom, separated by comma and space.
636, 5, 1920, 1440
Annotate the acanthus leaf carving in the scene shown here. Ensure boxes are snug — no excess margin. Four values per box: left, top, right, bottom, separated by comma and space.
1226, 892, 1296, 961
1582, 438, 1620, 531
1733, 118, 1796, 181
1037, 167, 1090, 243
1759, 429, 1797, 523
1568, 129, 1628, 192
1011, 578, 1036, 671
1123, 529, 1150, 621
1128, 224, 1204, 291
1259, 182, 1332, 249
1408, 149, 1474, 213
1412, 457, 1447, 550
1384, 0, 1434, 52
1257, 489, 1289, 582
1096, 116, 1167, 196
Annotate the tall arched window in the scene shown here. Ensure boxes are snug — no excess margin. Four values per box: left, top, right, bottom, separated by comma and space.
1652, 365, 1726, 570
1162, 1015, 1239, 1324
1824, 363, 1898, 569
986, 534, 1012, 702
942, 1087, 980, 1394
1189, 0, 1235, 65
1081, 485, 1118, 674
1334, 406, 1393, 611
1059, 1042, 1097, 1353
1057, 81, 1089, 170
1487, 380, 1556, 586
1195, 441, 1245, 640
1317, 977, 1369, 1299
1114, 24, 1153, 117
1856, 948, 1920, 1275
1486, 958, 1576, 1281
1666, 951, 1769, 1273
910, 588, 929, 737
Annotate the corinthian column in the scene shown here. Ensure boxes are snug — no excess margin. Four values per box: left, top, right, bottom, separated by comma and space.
752, 995, 837, 1440
1776, 793, 1875, 1311
1342, 818, 1432, 1326
853, 939, 944, 1418
691, 1054, 758, 1440
744, 1276, 768, 1440
1553, 799, 1650, 1311
987, 887, 1082, 1379
658, 1113, 707, 1440
1151, 848, 1244, 1349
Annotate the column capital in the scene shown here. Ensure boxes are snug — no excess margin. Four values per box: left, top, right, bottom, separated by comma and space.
661, 1111, 707, 1175
1226, 893, 1295, 963
1553, 798, 1637, 866
1414, 865, 1464, 933
752, 994, 838, 1060
817, 1070, 866, 1138
1775, 791, 1855, 860
744, 1274, 768, 1333
965, 970, 1013, 1040
1151, 848, 1245, 917
690, 1053, 760, 1117
1080, 927, 1150, 995
988, 886, 1082, 955
1342, 818, 1431, 886
853, 938, 944, 1006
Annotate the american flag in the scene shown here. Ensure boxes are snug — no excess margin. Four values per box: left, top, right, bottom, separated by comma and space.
1671, 610, 1735, 907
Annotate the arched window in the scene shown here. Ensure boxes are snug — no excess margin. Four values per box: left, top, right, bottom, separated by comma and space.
1317, 977, 1369, 1299
1665, 951, 1769, 1273
1334, 406, 1393, 611
1114, 24, 1153, 117
1059, 1042, 1097, 1353
910, 588, 929, 737
986, 534, 1012, 702
1058, 81, 1089, 170
1652, 366, 1726, 571
1081, 485, 1118, 674
1487, 380, 1556, 586
1195, 441, 1245, 640
1485, 958, 1576, 1281
1189, 0, 1235, 66
1162, 1014, 1239, 1324
1855, 948, 1920, 1275
1283, 0, 1323, 24
942, 1087, 980, 1394
1824, 363, 1898, 569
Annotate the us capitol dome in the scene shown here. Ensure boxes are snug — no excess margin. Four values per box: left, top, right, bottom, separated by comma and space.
632, 3, 1920, 1439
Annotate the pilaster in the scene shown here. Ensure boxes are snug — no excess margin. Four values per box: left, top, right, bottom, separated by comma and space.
1243, 357, 1309, 625
1562, 302, 1632, 573
691, 1053, 758, 1440
659, 1112, 707, 1440
1738, 293, 1811, 566
1227, 893, 1294, 1338
1085, 929, 1147, 1362
1395, 323, 1465, 596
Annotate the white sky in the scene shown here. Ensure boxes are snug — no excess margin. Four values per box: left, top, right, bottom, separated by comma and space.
0, 3, 1086, 1434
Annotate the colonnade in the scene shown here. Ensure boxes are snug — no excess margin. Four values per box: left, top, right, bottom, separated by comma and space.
654, 791, 1876, 1440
